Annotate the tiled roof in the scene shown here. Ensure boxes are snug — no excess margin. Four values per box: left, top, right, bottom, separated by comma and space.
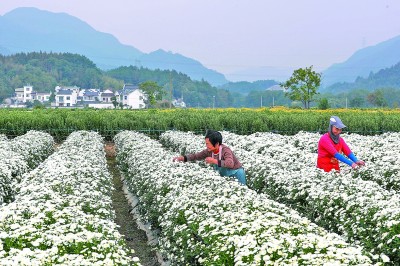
83, 91, 99, 96
58, 90, 73, 95
101, 93, 114, 97
122, 84, 139, 94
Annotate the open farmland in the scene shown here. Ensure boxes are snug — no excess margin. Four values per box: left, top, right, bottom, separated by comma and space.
0, 108, 399, 265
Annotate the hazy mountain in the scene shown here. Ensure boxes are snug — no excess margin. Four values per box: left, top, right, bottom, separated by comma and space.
322, 35, 400, 88
0, 7, 228, 86
138, 49, 228, 85
218, 80, 279, 95
323, 61, 400, 94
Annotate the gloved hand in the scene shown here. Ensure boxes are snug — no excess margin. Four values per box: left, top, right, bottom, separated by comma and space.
356, 160, 365, 166
351, 163, 358, 169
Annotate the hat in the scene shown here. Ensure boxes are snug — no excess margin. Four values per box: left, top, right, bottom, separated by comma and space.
329, 116, 346, 129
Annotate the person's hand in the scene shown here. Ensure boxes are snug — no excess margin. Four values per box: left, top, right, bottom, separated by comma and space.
351, 163, 358, 169
173, 156, 183, 162
356, 160, 365, 166
205, 157, 217, 165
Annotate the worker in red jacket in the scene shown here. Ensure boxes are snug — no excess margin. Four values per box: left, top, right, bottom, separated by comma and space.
317, 116, 365, 172
173, 130, 246, 185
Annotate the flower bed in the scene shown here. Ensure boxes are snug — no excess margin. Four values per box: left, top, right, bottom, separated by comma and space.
0, 131, 54, 204
115, 131, 371, 265
0, 131, 139, 265
159, 130, 400, 264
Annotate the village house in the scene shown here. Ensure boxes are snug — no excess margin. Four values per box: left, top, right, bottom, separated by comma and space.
100, 89, 115, 103
118, 84, 146, 109
14, 85, 33, 103
53, 86, 79, 107
11, 84, 146, 109
31, 91, 51, 103
79, 89, 100, 102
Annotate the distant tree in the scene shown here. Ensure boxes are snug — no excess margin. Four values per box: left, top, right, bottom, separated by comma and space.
350, 97, 365, 108
111, 96, 119, 109
33, 100, 45, 109
281, 66, 321, 109
48, 92, 56, 103
318, 98, 330, 109
367, 89, 387, 107
139, 81, 164, 107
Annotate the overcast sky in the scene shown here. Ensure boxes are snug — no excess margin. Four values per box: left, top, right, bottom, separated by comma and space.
1, 0, 400, 81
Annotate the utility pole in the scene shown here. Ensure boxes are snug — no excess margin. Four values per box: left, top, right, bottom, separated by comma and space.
212, 96, 215, 109
272, 96, 275, 107
345, 97, 348, 109
169, 73, 173, 108
261, 95, 263, 107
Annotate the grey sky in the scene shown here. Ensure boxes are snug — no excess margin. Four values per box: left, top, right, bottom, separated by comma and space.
1, 0, 400, 81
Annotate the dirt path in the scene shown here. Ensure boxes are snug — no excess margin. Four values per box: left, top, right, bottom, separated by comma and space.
105, 143, 160, 266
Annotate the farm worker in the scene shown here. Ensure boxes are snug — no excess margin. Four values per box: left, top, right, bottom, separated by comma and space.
173, 130, 247, 185
317, 116, 365, 172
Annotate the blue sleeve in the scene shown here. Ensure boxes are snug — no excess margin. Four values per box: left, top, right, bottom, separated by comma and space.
348, 152, 358, 163
334, 153, 354, 166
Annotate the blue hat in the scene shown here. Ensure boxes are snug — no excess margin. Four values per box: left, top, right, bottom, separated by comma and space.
329, 116, 346, 129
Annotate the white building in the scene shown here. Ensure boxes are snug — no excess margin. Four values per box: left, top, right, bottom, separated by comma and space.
54, 86, 79, 107
14, 85, 33, 103
119, 84, 146, 109
172, 98, 186, 108
100, 89, 115, 103
31, 91, 51, 103
79, 89, 100, 102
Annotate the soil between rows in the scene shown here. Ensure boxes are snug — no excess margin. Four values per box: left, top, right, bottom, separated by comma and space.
105, 143, 160, 266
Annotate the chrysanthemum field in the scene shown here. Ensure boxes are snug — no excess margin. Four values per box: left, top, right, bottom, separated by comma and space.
1, 129, 399, 265
0, 131, 139, 265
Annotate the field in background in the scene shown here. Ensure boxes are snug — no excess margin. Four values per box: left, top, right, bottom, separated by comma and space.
0, 107, 399, 140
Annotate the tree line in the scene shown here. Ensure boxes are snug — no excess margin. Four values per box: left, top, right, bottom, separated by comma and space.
1, 52, 399, 109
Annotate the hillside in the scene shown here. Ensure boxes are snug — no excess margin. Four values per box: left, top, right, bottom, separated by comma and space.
138, 49, 227, 86
218, 80, 278, 95
0, 7, 228, 86
322, 35, 400, 87
324, 61, 400, 94
0, 52, 236, 107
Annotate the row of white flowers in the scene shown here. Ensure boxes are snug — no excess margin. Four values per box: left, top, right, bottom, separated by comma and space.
159, 130, 400, 264
0, 131, 54, 204
0, 131, 139, 266
115, 130, 372, 265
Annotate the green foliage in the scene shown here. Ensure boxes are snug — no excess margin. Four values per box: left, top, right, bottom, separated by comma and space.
0, 108, 399, 141
318, 98, 330, 110
0, 52, 111, 100
367, 89, 387, 107
139, 81, 164, 107
111, 96, 118, 109
325, 62, 400, 93
219, 80, 278, 95
281, 66, 321, 109
106, 66, 231, 108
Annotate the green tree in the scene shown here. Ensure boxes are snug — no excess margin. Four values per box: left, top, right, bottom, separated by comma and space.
281, 66, 321, 109
139, 81, 164, 107
367, 89, 387, 107
111, 96, 119, 109
318, 98, 330, 110
350, 97, 365, 108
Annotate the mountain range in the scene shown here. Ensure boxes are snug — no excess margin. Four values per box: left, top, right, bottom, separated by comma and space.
1, 7, 400, 91
0, 7, 228, 86
322, 35, 400, 88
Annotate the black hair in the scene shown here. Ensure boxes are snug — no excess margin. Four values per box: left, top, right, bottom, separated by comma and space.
205, 130, 222, 146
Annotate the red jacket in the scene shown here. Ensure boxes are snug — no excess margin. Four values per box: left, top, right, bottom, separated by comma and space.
317, 133, 351, 172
